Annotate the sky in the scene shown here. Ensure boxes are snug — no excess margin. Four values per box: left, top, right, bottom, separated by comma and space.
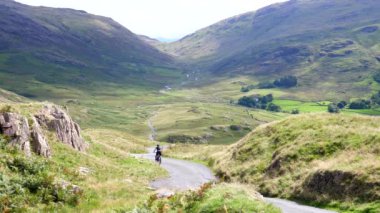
15, 0, 287, 41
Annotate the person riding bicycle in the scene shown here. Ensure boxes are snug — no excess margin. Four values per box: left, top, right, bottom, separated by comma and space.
153, 144, 162, 162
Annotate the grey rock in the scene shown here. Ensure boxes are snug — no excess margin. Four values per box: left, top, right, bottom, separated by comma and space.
78, 166, 91, 175
30, 116, 51, 157
0, 112, 31, 156
55, 179, 82, 193
36, 104, 88, 151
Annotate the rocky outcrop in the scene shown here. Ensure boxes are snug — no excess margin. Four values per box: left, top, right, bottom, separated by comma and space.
0, 112, 31, 156
0, 104, 87, 157
35, 104, 88, 152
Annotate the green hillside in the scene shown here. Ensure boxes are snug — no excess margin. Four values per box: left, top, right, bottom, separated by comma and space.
158, 0, 380, 100
214, 113, 380, 212
0, 115, 166, 212
0, 0, 182, 99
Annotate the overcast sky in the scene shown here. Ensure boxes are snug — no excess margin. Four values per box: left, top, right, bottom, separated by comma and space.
15, 0, 287, 40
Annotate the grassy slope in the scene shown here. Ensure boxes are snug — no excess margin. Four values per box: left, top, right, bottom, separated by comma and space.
213, 113, 380, 212
151, 102, 285, 144
0, 100, 167, 211
1, 130, 167, 212
0, 0, 182, 99
0, 88, 29, 103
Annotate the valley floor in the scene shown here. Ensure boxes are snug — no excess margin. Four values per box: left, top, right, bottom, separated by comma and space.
1, 74, 380, 212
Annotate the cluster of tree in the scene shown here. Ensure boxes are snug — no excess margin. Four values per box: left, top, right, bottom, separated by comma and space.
371, 91, 380, 105
328, 103, 340, 113
348, 99, 371, 109
347, 92, 380, 110
273, 75, 298, 88
237, 94, 281, 112
240, 76, 298, 93
327, 100, 350, 113
329, 101, 347, 112
327, 95, 380, 113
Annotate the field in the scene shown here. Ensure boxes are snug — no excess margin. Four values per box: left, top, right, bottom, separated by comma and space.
151, 102, 286, 144
3, 72, 377, 147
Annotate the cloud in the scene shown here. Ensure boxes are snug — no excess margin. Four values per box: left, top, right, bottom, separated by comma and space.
15, 0, 287, 39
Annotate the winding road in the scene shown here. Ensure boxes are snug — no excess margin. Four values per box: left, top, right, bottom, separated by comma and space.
135, 148, 215, 196
134, 148, 337, 213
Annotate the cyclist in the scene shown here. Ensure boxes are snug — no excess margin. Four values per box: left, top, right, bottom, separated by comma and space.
153, 144, 162, 164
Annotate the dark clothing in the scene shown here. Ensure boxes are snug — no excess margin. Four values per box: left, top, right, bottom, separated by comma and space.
154, 147, 162, 156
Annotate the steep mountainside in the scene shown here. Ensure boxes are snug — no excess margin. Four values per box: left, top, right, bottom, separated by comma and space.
0, 0, 181, 98
159, 0, 380, 99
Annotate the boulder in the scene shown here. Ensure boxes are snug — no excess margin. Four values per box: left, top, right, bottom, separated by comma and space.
36, 104, 88, 151
78, 167, 91, 175
0, 112, 31, 156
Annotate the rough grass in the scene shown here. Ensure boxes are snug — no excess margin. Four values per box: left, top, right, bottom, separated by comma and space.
134, 183, 280, 213
213, 113, 380, 213
0, 102, 167, 212
151, 102, 286, 144
50, 129, 167, 212
163, 144, 226, 167
0, 136, 83, 212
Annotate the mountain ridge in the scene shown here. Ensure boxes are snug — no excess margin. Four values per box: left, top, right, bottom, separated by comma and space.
154, 0, 380, 100
0, 0, 182, 98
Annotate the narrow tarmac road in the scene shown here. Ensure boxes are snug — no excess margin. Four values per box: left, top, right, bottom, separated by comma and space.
135, 149, 337, 213
135, 149, 215, 196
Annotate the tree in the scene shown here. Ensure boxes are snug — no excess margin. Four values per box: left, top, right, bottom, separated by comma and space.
373, 72, 380, 83
238, 96, 259, 108
267, 103, 282, 112
328, 103, 340, 113
273, 76, 298, 88
371, 91, 380, 105
240, 87, 250, 93
337, 101, 347, 109
349, 100, 371, 109
291, 109, 300, 114
237, 94, 276, 111
261, 94, 273, 104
